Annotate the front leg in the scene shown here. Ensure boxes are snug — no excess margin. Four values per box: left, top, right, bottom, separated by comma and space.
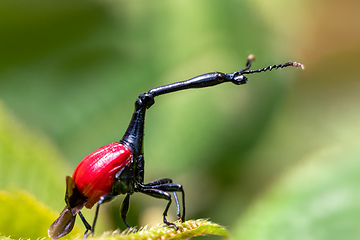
136, 185, 177, 228
120, 194, 131, 228
142, 178, 183, 221
136, 179, 185, 225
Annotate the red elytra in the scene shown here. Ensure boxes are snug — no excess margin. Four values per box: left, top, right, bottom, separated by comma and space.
72, 142, 133, 208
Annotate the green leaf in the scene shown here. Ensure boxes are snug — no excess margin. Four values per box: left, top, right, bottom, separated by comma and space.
84, 220, 229, 240
0, 236, 14, 240
0, 101, 82, 239
0, 101, 69, 211
0, 190, 81, 240
232, 143, 360, 240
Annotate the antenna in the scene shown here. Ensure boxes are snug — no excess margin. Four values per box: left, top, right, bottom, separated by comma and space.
241, 54, 304, 75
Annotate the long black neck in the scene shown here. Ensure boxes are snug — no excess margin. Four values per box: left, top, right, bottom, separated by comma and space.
120, 56, 303, 156
120, 97, 148, 156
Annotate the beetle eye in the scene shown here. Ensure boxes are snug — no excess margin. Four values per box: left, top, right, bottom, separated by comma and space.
232, 75, 248, 85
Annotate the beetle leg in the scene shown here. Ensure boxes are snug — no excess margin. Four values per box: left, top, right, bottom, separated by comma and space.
136, 181, 185, 224
120, 194, 131, 228
142, 178, 183, 221
136, 186, 177, 228
78, 211, 91, 236
142, 178, 172, 186
173, 192, 181, 220
84, 194, 115, 238
148, 182, 185, 222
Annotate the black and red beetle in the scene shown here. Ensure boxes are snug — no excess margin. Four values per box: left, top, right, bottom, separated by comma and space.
48, 55, 303, 239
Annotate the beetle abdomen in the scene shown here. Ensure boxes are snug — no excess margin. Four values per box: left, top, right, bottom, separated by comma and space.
72, 142, 132, 208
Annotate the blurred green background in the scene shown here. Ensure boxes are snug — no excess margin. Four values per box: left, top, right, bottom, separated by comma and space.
0, 0, 359, 239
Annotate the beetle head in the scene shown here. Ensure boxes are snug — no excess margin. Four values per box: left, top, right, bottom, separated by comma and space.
48, 176, 87, 239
